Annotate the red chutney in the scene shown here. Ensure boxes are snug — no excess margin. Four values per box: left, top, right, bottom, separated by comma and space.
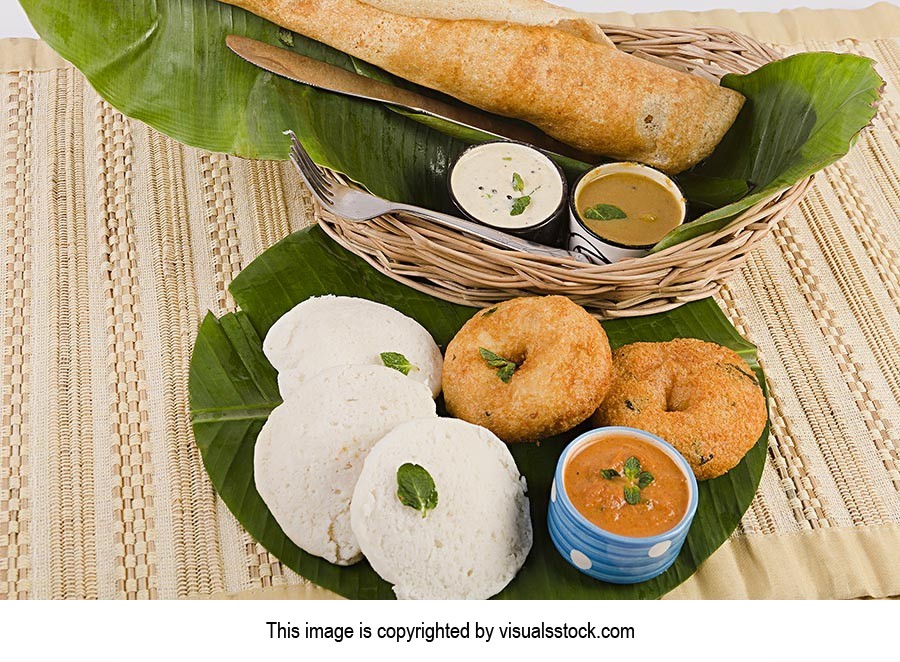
564, 435, 690, 537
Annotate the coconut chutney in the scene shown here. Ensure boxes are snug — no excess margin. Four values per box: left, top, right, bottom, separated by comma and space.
450, 142, 565, 230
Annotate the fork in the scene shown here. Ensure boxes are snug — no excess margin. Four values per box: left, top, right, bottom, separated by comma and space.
287, 131, 587, 263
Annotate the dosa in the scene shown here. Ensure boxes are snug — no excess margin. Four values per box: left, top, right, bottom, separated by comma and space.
222, 0, 744, 173
360, 0, 613, 45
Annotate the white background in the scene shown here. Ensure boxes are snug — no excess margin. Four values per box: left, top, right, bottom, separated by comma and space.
3, 1, 900, 38
1, 600, 898, 661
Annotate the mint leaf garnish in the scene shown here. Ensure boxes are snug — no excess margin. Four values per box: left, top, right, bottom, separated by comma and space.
397, 463, 438, 518
624, 484, 642, 505
510, 195, 532, 216
608, 457, 654, 506
380, 351, 417, 376
479, 347, 518, 383
497, 363, 516, 383
583, 203, 627, 221
479, 348, 509, 367
624, 456, 641, 480
512, 172, 525, 192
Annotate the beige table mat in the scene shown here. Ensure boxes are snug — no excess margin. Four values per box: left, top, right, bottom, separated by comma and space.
2, 5, 900, 600
588, 1, 900, 45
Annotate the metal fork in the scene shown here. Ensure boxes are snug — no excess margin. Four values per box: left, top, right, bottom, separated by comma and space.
287, 131, 587, 263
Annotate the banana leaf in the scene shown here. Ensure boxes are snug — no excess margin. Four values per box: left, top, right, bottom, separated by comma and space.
189, 226, 769, 599
21, 0, 883, 248
656, 52, 884, 251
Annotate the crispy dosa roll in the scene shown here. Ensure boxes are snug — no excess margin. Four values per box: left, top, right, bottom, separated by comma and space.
222, 0, 744, 173
360, 0, 613, 45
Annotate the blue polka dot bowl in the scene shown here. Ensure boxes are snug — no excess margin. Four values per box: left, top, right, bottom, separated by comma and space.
548, 427, 699, 585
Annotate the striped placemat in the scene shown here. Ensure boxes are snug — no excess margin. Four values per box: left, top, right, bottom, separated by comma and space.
1, 6, 899, 599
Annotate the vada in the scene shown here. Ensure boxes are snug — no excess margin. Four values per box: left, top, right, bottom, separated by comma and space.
593, 338, 767, 480
443, 296, 612, 443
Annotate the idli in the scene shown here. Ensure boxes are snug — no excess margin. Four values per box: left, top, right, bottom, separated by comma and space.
263, 295, 443, 397
254, 365, 437, 565
350, 418, 532, 599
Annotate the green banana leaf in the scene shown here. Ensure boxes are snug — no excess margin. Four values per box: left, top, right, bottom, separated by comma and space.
348, 51, 882, 252
656, 52, 884, 251
21, 0, 463, 210
189, 226, 769, 599
21, 0, 882, 249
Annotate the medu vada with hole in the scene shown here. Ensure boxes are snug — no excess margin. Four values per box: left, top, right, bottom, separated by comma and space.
443, 296, 612, 443
592, 338, 767, 480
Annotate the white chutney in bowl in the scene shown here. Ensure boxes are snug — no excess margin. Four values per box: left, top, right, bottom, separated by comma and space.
449, 141, 567, 245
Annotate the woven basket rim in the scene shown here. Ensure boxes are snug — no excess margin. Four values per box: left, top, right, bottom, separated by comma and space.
314, 24, 813, 318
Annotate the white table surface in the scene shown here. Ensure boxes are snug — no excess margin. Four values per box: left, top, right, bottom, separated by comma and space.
2, 1, 897, 39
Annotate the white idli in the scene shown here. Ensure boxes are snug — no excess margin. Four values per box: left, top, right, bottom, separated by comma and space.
350, 418, 532, 599
263, 295, 443, 398
254, 365, 437, 565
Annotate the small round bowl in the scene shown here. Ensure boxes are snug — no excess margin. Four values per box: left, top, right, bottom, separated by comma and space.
548, 426, 699, 584
567, 163, 687, 264
448, 140, 569, 247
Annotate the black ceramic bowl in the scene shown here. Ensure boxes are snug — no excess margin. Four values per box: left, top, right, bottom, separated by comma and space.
448, 140, 569, 247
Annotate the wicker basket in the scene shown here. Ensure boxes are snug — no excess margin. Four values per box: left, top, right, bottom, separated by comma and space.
316, 26, 813, 318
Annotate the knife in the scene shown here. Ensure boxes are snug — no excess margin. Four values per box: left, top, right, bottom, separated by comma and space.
225, 34, 595, 163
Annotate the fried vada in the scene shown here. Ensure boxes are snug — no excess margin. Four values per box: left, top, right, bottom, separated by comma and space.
593, 338, 767, 480
443, 296, 612, 443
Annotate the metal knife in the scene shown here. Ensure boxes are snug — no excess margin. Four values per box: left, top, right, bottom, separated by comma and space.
225, 34, 594, 163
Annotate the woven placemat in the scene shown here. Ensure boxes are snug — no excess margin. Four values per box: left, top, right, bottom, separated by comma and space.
2, 6, 900, 600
